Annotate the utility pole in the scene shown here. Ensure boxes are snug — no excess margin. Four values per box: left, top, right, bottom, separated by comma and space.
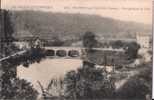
104, 54, 107, 73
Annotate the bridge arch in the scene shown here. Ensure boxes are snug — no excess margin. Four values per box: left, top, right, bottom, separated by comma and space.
45, 49, 55, 56
44, 47, 83, 58
68, 50, 80, 57
56, 49, 67, 57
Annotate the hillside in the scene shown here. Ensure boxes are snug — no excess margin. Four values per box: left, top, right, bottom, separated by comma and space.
10, 10, 151, 40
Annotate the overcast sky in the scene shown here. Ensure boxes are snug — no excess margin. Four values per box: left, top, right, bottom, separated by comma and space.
2, 0, 152, 24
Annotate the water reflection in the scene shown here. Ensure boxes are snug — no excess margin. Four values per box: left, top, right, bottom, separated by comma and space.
17, 59, 82, 93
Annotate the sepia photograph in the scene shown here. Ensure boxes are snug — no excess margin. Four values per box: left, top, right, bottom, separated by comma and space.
0, 0, 152, 100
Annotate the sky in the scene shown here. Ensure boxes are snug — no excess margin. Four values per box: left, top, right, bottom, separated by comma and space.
1, 0, 152, 24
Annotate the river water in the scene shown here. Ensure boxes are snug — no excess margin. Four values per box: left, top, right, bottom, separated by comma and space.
17, 58, 82, 93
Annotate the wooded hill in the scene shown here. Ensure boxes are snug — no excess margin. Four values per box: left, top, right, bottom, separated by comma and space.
10, 10, 151, 40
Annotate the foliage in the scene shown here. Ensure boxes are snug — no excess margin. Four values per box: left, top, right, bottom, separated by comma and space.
124, 42, 140, 59
1, 78, 38, 100
3, 10, 14, 43
64, 61, 115, 100
108, 40, 141, 59
0, 47, 45, 99
64, 71, 78, 99
116, 63, 152, 99
0, 10, 16, 56
108, 40, 140, 59
52, 36, 64, 46
11, 10, 150, 41
110, 40, 123, 49
4, 47, 46, 68
0, 10, 43, 100
1, 48, 45, 99
82, 31, 97, 51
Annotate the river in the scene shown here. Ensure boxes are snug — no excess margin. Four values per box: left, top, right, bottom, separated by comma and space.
17, 58, 82, 93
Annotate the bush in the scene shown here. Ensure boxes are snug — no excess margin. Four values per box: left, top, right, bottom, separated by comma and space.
64, 61, 115, 100
124, 42, 140, 59
1, 78, 38, 100
110, 40, 123, 49
82, 31, 97, 50
115, 64, 152, 99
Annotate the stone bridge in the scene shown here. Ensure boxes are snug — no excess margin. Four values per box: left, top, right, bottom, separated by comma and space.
44, 47, 84, 59
0, 46, 124, 62
43, 46, 124, 59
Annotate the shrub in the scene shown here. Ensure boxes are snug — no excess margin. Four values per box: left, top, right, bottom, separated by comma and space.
64, 61, 115, 100
1, 78, 38, 100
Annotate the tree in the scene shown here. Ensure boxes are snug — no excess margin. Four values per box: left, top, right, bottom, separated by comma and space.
0, 47, 45, 99
64, 61, 115, 100
0, 10, 15, 56
82, 31, 97, 51
52, 35, 64, 46
124, 42, 140, 59
110, 40, 123, 49
0, 78, 38, 100
0, 10, 46, 100
64, 71, 78, 100
3, 10, 14, 43
116, 63, 152, 99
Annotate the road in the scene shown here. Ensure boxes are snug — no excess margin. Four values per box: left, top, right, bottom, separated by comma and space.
0, 50, 27, 62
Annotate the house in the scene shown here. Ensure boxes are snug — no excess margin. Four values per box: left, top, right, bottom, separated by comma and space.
136, 33, 150, 48
13, 41, 30, 49
33, 38, 43, 48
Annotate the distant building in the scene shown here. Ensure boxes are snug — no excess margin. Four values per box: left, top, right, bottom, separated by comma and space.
33, 38, 43, 48
136, 33, 150, 48
13, 42, 29, 49
71, 41, 82, 47
95, 65, 114, 73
